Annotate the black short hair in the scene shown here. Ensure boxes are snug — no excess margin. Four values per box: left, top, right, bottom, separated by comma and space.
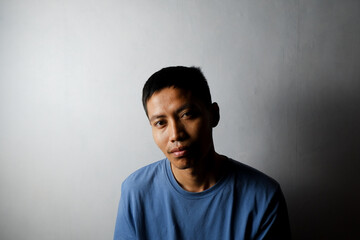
142, 66, 212, 115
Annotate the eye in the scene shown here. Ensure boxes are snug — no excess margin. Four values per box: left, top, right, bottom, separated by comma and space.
154, 120, 166, 128
181, 110, 196, 119
182, 112, 191, 117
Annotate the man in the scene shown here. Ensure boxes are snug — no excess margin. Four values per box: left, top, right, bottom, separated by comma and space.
114, 66, 291, 239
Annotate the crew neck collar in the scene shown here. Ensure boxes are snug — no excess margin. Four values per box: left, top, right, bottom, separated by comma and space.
164, 158, 231, 199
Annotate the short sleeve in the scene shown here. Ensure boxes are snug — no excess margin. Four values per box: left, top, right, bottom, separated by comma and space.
255, 186, 292, 240
113, 182, 137, 240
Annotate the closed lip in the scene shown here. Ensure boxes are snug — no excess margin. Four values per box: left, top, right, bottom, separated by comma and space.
169, 146, 190, 157
169, 146, 188, 153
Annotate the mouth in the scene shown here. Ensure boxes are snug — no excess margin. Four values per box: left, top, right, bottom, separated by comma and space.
169, 146, 189, 158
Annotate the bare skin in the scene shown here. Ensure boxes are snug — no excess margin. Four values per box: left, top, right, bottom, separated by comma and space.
171, 152, 227, 192
146, 87, 227, 192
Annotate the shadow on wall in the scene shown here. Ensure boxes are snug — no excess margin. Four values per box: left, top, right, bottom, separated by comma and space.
282, 75, 360, 240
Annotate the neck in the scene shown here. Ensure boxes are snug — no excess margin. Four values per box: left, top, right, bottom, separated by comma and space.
170, 151, 227, 192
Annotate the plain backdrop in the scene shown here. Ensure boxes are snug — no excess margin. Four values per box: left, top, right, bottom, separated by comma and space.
1, 0, 359, 239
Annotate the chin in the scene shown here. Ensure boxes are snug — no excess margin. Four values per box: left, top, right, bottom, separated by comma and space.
169, 157, 193, 170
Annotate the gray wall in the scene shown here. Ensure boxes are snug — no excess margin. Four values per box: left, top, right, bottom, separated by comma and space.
1, 1, 359, 239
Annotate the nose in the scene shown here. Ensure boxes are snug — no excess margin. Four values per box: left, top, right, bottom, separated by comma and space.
169, 119, 186, 142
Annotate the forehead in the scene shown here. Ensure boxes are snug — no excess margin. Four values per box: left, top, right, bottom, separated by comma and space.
146, 87, 199, 117
149, 87, 191, 103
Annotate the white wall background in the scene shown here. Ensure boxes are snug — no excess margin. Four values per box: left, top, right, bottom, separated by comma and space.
1, 0, 359, 239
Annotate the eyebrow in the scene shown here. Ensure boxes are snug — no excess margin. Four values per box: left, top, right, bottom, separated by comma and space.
149, 114, 166, 123
148, 103, 196, 123
175, 103, 194, 115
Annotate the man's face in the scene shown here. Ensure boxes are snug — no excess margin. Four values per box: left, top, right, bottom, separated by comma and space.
146, 87, 216, 170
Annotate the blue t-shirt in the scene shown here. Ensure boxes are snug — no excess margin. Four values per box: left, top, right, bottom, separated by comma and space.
114, 158, 291, 240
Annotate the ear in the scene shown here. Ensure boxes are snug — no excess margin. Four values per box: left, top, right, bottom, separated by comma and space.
210, 102, 220, 127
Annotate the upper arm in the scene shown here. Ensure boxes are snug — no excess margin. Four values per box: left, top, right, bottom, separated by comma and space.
113, 183, 137, 240
255, 186, 291, 240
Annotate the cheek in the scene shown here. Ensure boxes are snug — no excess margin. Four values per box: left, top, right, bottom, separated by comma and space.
152, 130, 167, 148
190, 120, 211, 139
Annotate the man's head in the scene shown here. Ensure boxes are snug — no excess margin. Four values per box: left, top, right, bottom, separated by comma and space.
142, 66, 212, 116
143, 66, 220, 170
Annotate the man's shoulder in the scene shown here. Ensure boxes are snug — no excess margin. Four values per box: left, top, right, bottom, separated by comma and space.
121, 159, 166, 192
227, 158, 280, 192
